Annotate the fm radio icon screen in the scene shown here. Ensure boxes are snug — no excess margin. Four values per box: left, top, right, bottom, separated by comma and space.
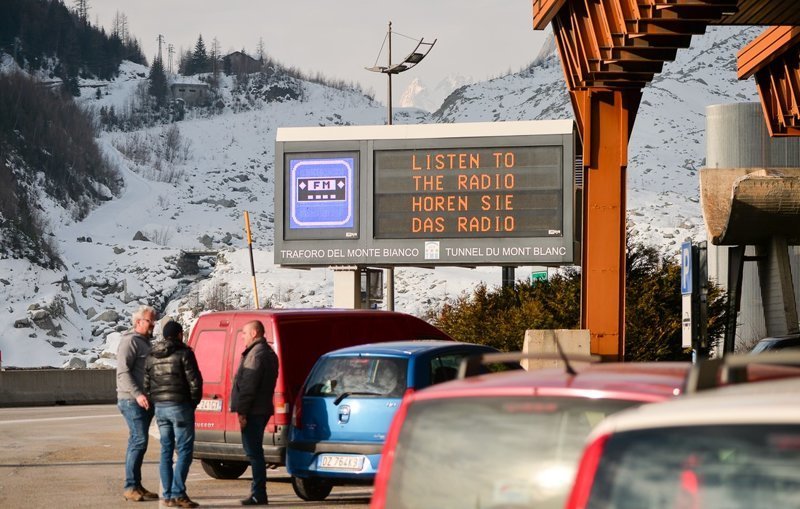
289, 157, 354, 229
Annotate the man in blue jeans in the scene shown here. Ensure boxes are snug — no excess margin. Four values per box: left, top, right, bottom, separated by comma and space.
117, 304, 158, 502
144, 320, 203, 508
230, 320, 279, 506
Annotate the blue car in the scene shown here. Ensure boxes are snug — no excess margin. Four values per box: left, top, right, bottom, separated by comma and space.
286, 340, 498, 501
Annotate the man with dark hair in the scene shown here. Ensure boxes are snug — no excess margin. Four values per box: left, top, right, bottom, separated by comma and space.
117, 304, 159, 502
230, 320, 279, 506
144, 320, 203, 508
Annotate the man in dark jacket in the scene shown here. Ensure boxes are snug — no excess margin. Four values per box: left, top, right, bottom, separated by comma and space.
230, 320, 279, 506
144, 320, 203, 508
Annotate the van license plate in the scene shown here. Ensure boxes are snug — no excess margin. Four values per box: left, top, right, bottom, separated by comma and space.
318, 455, 364, 471
196, 399, 222, 412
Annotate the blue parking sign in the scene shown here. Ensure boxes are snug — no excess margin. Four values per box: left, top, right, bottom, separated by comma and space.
681, 241, 692, 295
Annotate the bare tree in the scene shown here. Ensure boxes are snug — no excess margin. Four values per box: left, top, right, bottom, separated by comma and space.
256, 37, 265, 64
74, 0, 89, 23
210, 37, 221, 83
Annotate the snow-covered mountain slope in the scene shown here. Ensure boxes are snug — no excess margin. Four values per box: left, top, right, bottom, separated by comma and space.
0, 63, 497, 367
435, 26, 760, 248
0, 25, 763, 367
399, 75, 473, 112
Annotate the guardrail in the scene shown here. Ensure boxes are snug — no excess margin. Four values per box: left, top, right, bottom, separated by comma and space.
0, 368, 116, 407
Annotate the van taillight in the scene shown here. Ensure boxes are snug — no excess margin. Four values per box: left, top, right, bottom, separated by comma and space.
291, 391, 303, 428
565, 433, 610, 509
273, 391, 290, 426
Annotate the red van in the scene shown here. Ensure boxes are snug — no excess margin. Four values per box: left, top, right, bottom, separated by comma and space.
187, 309, 451, 480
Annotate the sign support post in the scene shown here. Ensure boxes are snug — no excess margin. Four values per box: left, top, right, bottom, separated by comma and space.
244, 211, 260, 309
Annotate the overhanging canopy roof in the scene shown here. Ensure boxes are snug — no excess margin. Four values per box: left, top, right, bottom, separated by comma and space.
533, 0, 800, 30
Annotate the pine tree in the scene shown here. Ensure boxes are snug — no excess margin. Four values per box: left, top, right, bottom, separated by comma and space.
148, 56, 168, 107
190, 34, 208, 75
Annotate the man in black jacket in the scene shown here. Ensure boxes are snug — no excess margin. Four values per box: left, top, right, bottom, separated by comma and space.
144, 320, 203, 508
230, 320, 279, 506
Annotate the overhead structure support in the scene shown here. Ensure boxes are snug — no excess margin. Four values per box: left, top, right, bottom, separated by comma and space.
581, 89, 639, 360
738, 26, 800, 137
534, 0, 743, 358
756, 236, 799, 336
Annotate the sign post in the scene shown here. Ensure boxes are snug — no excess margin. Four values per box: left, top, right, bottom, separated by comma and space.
681, 240, 708, 360
681, 241, 693, 350
244, 211, 260, 309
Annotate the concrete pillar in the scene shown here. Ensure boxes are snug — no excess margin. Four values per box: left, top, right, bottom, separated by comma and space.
522, 329, 590, 370
756, 237, 799, 336
333, 267, 361, 309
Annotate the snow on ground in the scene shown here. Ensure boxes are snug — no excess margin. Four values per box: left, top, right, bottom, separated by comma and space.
0, 26, 763, 366
0, 68, 515, 367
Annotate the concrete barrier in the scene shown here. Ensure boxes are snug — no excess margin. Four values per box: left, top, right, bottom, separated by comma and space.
0, 369, 116, 407
522, 329, 591, 370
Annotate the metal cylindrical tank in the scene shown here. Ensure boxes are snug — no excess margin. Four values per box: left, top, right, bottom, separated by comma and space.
705, 103, 800, 353
706, 102, 800, 168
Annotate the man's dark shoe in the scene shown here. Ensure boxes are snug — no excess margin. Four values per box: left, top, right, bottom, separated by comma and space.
240, 496, 268, 506
137, 486, 159, 500
123, 488, 144, 502
161, 499, 176, 507
172, 496, 199, 508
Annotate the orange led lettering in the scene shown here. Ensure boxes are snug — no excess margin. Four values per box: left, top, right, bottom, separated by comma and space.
480, 194, 514, 211
412, 217, 445, 233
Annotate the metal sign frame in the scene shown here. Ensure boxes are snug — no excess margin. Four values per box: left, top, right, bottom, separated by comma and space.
274, 121, 578, 267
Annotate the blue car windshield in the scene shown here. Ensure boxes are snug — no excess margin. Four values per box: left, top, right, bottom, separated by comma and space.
305, 356, 408, 399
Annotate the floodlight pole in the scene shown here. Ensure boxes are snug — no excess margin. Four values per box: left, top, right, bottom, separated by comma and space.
386, 21, 395, 310
367, 21, 436, 312
387, 21, 394, 126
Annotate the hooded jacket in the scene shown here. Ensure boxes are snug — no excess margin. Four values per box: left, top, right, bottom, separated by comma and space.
144, 339, 203, 406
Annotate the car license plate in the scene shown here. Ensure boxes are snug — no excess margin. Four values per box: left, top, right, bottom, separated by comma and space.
196, 399, 222, 412
318, 454, 364, 471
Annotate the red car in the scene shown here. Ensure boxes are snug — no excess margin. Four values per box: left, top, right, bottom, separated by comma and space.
370, 360, 692, 509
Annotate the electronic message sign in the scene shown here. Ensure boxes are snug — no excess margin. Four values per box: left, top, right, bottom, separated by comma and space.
274, 121, 579, 267
374, 146, 562, 239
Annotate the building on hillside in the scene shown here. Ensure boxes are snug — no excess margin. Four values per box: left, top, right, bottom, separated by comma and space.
223, 51, 262, 75
169, 82, 210, 106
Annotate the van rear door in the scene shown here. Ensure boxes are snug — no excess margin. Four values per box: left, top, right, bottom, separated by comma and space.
192, 322, 232, 444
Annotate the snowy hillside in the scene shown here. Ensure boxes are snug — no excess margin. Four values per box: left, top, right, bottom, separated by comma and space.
0, 63, 497, 367
0, 25, 762, 367
435, 26, 760, 248
399, 75, 474, 112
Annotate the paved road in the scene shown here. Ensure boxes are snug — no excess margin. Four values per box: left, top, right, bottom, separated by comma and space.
0, 404, 371, 508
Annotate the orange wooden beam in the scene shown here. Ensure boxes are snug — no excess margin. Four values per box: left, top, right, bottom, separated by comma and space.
739, 26, 800, 137
738, 26, 800, 80
581, 89, 640, 360
533, 0, 569, 30
531, 0, 741, 358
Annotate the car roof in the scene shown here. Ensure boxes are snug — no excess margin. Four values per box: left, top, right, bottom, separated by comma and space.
197, 308, 414, 319
589, 377, 800, 438
411, 362, 691, 402
757, 333, 800, 344
321, 340, 490, 357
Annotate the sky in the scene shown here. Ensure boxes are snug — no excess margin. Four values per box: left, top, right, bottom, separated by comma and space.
90, 0, 548, 105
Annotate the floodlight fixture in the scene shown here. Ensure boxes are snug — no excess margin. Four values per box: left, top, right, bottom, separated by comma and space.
366, 21, 437, 125
365, 22, 436, 312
